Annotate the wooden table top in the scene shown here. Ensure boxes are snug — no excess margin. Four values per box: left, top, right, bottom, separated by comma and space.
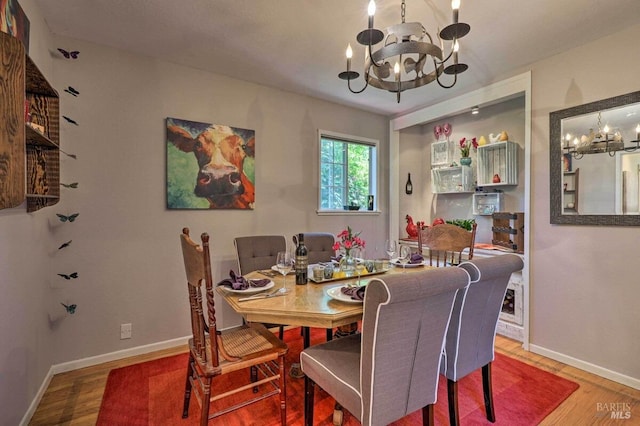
217, 265, 431, 329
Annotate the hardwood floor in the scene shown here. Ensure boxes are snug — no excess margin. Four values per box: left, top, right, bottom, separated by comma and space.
29, 335, 640, 425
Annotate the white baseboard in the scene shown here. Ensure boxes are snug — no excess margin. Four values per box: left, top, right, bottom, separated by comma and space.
20, 335, 190, 426
50, 335, 190, 374
20, 368, 55, 426
529, 344, 640, 391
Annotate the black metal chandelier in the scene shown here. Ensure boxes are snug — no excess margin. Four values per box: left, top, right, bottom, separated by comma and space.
563, 112, 640, 159
339, 0, 470, 103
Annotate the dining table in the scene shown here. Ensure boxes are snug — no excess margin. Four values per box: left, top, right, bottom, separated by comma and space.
216, 263, 433, 347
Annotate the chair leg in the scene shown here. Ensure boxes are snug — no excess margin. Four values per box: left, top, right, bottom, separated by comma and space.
422, 404, 434, 426
251, 365, 259, 393
182, 355, 194, 418
279, 354, 287, 425
304, 376, 315, 426
447, 378, 460, 426
200, 377, 212, 426
303, 327, 310, 348
482, 362, 496, 422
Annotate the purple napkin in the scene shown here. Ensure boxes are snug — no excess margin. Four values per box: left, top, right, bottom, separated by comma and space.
409, 253, 424, 264
341, 285, 366, 301
331, 254, 343, 263
217, 270, 270, 290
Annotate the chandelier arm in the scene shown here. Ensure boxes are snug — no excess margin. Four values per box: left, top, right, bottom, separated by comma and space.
366, 42, 387, 69
347, 74, 370, 94
434, 62, 458, 89
435, 48, 455, 65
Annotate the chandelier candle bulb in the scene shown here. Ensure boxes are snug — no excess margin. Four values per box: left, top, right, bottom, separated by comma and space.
452, 0, 460, 24
368, 0, 376, 28
635, 124, 639, 141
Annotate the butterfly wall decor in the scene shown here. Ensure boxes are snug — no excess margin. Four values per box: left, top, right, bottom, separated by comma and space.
58, 48, 79, 59
64, 86, 80, 97
57, 213, 79, 222
61, 182, 78, 188
61, 303, 77, 314
58, 272, 79, 280
58, 240, 72, 250
60, 149, 77, 159
63, 116, 78, 125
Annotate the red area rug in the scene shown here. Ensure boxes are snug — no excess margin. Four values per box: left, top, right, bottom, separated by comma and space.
98, 328, 578, 425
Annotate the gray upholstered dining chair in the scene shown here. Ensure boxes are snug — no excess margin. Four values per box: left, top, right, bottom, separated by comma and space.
441, 254, 524, 426
292, 232, 335, 264
300, 267, 471, 426
294, 231, 355, 342
234, 235, 287, 339
234, 235, 287, 276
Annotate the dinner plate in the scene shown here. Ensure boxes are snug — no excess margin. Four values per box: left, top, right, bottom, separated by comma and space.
222, 280, 275, 294
271, 265, 295, 275
391, 259, 426, 268
326, 285, 364, 304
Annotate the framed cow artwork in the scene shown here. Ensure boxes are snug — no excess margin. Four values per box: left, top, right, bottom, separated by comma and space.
166, 117, 255, 209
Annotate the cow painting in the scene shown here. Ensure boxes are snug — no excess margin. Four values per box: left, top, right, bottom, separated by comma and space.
166, 118, 255, 209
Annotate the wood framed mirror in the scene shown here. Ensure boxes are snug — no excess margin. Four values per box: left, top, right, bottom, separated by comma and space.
550, 91, 640, 225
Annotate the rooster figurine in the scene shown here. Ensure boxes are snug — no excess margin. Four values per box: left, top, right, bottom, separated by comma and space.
405, 214, 419, 239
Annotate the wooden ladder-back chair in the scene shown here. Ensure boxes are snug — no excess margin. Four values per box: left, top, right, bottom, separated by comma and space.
418, 223, 477, 266
442, 254, 524, 425
180, 228, 288, 425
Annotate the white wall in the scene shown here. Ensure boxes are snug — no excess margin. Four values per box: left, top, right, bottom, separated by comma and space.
529, 23, 640, 384
0, 3, 388, 423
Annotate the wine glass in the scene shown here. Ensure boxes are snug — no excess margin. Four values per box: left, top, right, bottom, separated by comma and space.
384, 240, 397, 261
276, 251, 293, 294
352, 248, 366, 286
398, 245, 412, 272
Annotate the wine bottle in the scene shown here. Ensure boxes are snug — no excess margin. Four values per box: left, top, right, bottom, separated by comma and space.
405, 173, 413, 194
295, 233, 308, 285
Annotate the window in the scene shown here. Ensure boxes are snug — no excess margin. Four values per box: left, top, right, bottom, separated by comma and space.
318, 130, 378, 212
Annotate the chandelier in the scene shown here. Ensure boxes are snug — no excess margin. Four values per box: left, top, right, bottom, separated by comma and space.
339, 0, 470, 103
563, 112, 640, 159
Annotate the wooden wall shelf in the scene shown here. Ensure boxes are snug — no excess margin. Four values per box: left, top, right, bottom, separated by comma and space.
1, 31, 60, 212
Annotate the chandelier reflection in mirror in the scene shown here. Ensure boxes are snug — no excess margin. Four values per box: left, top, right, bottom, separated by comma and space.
563, 112, 640, 159
339, 0, 470, 103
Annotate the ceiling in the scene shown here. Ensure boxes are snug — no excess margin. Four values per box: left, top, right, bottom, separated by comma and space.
34, 0, 640, 117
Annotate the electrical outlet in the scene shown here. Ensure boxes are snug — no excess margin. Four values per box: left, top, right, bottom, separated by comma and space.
120, 323, 132, 339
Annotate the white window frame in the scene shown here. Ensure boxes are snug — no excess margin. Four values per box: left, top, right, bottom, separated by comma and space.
317, 129, 379, 215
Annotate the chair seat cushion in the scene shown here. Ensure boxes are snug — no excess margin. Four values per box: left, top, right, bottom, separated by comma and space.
300, 334, 362, 420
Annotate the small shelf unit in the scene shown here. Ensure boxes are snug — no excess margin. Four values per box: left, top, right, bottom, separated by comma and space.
431, 166, 474, 194
477, 141, 518, 187
563, 168, 579, 214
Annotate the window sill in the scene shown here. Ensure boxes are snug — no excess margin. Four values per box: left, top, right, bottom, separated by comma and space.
317, 210, 382, 216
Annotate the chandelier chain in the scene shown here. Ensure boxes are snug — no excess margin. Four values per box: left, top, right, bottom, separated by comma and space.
401, 0, 406, 23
